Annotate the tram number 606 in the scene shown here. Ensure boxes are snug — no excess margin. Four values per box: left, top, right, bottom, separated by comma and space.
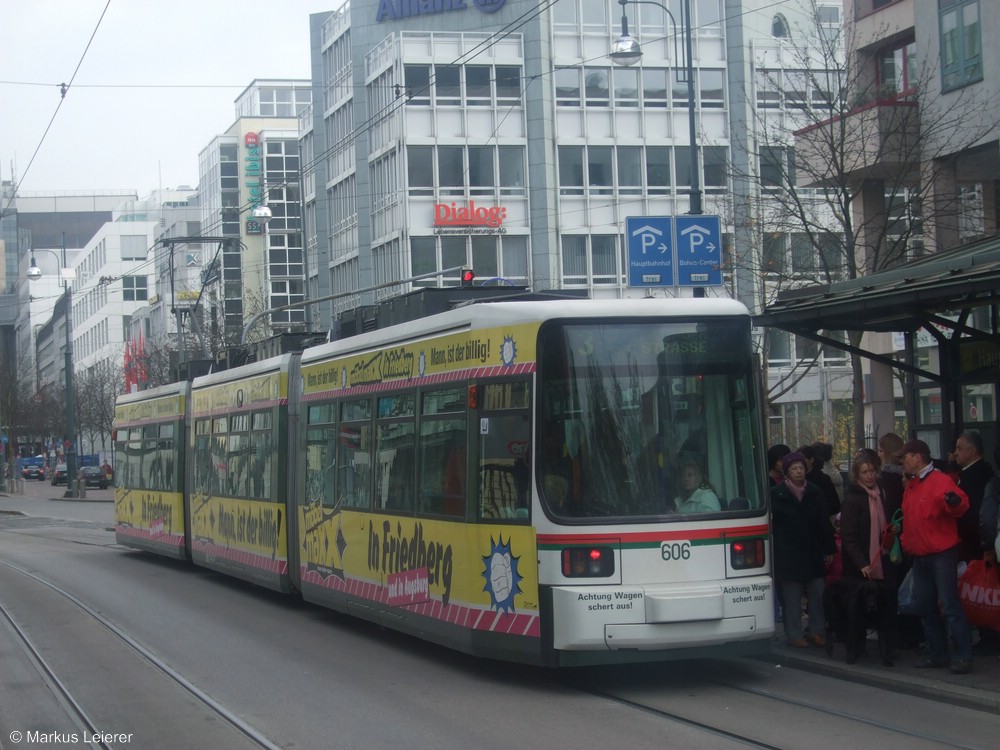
661, 541, 691, 561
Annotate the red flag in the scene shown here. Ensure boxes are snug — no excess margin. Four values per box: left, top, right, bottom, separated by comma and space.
137, 332, 147, 385
123, 339, 133, 392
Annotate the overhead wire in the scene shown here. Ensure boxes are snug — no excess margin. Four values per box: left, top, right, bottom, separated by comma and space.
15, 0, 810, 318
0, 0, 113, 221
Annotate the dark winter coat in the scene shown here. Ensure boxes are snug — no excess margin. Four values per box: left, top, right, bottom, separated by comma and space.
840, 482, 899, 587
770, 479, 837, 584
957, 459, 995, 561
806, 466, 841, 517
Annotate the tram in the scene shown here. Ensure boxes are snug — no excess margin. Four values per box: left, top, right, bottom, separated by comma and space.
114, 296, 774, 666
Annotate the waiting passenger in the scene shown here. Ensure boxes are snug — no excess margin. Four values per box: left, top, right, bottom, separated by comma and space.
672, 460, 721, 514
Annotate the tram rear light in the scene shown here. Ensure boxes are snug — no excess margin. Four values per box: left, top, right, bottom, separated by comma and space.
730, 538, 766, 569
561, 546, 615, 577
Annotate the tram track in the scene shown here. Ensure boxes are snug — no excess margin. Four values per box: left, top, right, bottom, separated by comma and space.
565, 659, 993, 750
570, 683, 787, 750
0, 560, 282, 750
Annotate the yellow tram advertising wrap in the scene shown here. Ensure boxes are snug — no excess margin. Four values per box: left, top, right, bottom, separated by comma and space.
114, 392, 186, 556
299, 507, 540, 636
189, 368, 290, 583
301, 323, 538, 395
191, 495, 288, 576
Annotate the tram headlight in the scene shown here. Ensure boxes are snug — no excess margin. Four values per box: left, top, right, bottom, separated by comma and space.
730, 538, 766, 569
561, 546, 615, 577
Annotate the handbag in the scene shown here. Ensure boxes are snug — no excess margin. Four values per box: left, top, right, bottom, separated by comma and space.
958, 559, 1000, 629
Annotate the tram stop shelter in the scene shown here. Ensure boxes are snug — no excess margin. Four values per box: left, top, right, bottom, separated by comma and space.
753, 235, 1000, 458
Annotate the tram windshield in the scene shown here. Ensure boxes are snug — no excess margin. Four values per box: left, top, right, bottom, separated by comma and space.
537, 318, 765, 521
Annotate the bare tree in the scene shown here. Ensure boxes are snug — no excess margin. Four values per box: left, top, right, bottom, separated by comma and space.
75, 359, 123, 460
0, 343, 39, 468
730, 3, 995, 447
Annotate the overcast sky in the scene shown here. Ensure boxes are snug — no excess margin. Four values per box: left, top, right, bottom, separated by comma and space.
1, 0, 340, 196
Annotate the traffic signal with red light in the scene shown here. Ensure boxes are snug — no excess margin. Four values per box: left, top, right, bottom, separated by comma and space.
461, 267, 476, 286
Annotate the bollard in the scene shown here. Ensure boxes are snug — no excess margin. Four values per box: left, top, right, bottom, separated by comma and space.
77, 479, 86, 499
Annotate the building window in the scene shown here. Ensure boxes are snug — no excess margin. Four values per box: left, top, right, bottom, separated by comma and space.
561, 235, 619, 286
699, 69, 725, 108
121, 235, 148, 260
647, 146, 670, 194
555, 67, 581, 107
437, 146, 464, 194
583, 67, 610, 107
558, 146, 585, 195
588, 146, 614, 194
756, 69, 781, 108
468, 146, 494, 194
270, 280, 305, 324
617, 146, 643, 194
404, 64, 431, 105
407, 146, 434, 195
760, 146, 793, 189
561, 235, 587, 284
642, 69, 669, 108
495, 66, 521, 104
498, 146, 525, 194
772, 14, 789, 38
703, 147, 729, 190
940, 0, 982, 91
763, 233, 787, 275
122, 276, 148, 301
435, 65, 461, 106
878, 40, 917, 95
466, 65, 492, 106
613, 67, 639, 108
817, 4, 841, 42
790, 232, 815, 274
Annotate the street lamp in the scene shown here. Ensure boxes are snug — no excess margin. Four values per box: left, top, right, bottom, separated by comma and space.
27, 241, 77, 498
611, 0, 702, 216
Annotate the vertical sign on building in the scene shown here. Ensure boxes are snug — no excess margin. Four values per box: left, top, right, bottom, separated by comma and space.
244, 132, 264, 235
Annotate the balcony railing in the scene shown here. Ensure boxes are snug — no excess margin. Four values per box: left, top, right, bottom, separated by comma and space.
794, 94, 920, 187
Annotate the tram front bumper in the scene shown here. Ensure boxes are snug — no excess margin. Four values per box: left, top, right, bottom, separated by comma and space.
550, 577, 774, 651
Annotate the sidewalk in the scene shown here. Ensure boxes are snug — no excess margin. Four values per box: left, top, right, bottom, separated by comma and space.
766, 627, 1000, 713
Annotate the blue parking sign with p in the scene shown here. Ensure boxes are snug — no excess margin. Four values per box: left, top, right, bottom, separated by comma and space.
675, 215, 723, 286
626, 216, 674, 287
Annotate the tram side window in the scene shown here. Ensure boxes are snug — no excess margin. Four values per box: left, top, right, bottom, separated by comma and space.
228, 413, 250, 498
113, 433, 126, 485
376, 394, 416, 512
249, 411, 272, 499
157, 424, 175, 492
212, 417, 228, 497
418, 387, 467, 518
141, 426, 159, 488
338, 398, 373, 509
306, 403, 337, 506
193, 420, 214, 495
478, 381, 531, 521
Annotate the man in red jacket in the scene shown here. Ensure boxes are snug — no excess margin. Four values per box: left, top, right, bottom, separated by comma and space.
899, 439, 972, 674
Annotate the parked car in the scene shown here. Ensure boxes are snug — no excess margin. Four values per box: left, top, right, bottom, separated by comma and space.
22, 464, 45, 481
51, 463, 68, 486
81, 466, 109, 489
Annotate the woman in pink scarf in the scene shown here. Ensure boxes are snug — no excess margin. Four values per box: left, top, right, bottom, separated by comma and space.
838, 451, 899, 664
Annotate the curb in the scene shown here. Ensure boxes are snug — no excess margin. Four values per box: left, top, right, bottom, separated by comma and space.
764, 647, 1000, 714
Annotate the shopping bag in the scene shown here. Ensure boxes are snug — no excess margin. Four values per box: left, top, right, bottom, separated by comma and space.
897, 568, 931, 615
958, 559, 1000, 629
881, 509, 903, 564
